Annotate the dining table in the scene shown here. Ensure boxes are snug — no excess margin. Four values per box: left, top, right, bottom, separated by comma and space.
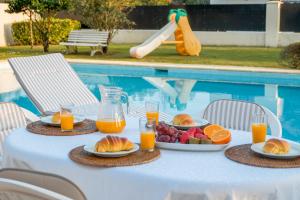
3, 115, 300, 200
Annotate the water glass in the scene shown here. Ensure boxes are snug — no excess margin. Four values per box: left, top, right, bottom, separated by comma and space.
139, 117, 156, 152
60, 103, 74, 132
251, 113, 267, 144
145, 101, 159, 125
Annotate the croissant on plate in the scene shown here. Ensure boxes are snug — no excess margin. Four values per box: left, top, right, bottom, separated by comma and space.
263, 139, 290, 154
95, 136, 134, 153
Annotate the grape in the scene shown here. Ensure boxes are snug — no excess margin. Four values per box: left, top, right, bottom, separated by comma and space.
170, 136, 177, 143
157, 135, 171, 142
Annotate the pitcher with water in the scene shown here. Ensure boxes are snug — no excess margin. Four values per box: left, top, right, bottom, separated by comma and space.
96, 85, 129, 133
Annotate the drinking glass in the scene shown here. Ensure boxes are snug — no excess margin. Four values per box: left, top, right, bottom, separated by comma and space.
251, 113, 267, 144
60, 103, 74, 132
145, 101, 159, 125
139, 117, 156, 152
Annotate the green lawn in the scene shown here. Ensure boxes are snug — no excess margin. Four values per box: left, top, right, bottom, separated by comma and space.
0, 44, 286, 68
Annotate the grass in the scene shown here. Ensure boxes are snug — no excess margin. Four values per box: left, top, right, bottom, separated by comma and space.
0, 44, 286, 69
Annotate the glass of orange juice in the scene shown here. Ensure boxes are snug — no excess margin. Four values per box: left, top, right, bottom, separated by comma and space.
251, 113, 267, 144
60, 104, 74, 132
139, 117, 156, 152
145, 101, 159, 125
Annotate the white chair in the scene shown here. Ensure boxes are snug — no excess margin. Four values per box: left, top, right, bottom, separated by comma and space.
8, 53, 99, 115
0, 103, 25, 158
60, 29, 109, 56
202, 99, 282, 137
0, 168, 86, 200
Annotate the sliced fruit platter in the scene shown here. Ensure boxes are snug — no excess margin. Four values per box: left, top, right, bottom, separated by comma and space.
155, 115, 231, 151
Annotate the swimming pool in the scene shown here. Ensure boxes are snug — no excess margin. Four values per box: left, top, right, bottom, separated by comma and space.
1, 63, 300, 141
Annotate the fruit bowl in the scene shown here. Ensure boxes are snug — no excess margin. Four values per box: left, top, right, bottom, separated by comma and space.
155, 122, 231, 151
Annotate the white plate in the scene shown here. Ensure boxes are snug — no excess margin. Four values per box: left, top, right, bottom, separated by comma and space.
251, 142, 300, 159
165, 119, 209, 130
40, 116, 85, 127
83, 143, 139, 157
156, 141, 229, 151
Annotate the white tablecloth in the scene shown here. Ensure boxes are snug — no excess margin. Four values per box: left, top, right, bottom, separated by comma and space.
3, 117, 300, 200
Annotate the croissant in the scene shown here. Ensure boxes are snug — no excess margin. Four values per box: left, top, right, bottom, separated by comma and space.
95, 136, 134, 152
263, 139, 290, 154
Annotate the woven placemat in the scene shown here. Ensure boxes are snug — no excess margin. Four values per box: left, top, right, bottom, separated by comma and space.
225, 144, 300, 168
69, 146, 160, 167
26, 119, 97, 136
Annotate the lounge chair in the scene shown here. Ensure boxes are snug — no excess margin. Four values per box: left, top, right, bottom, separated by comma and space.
60, 29, 109, 56
8, 53, 99, 115
202, 99, 282, 137
0, 168, 86, 200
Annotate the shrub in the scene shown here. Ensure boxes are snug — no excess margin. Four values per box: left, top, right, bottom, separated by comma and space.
12, 18, 80, 46
280, 42, 300, 69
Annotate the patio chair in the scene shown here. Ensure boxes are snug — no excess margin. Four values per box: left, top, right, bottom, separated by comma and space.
8, 53, 99, 115
0, 103, 29, 161
202, 99, 282, 137
0, 168, 86, 200
60, 29, 109, 56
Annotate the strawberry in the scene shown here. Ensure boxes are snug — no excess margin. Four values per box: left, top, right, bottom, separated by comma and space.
186, 127, 197, 137
179, 132, 190, 144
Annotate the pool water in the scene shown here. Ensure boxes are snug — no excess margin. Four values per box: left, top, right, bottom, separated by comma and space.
1, 63, 300, 141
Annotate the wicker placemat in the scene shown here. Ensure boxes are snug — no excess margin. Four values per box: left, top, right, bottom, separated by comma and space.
69, 146, 160, 167
26, 119, 97, 136
225, 144, 300, 168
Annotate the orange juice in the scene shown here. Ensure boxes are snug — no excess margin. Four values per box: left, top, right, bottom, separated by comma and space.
61, 114, 74, 131
96, 119, 126, 133
252, 123, 267, 143
146, 112, 159, 125
140, 131, 156, 151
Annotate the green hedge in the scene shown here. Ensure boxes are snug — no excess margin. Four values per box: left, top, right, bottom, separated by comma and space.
12, 18, 81, 45
280, 42, 300, 69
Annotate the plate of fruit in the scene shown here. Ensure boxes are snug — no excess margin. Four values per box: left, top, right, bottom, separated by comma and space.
165, 114, 209, 130
156, 122, 231, 151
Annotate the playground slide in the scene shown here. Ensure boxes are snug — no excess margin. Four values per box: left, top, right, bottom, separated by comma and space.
130, 21, 177, 59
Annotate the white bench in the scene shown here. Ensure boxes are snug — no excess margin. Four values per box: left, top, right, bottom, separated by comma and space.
60, 29, 109, 56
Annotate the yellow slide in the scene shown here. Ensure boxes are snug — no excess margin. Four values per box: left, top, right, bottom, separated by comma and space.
130, 8, 201, 58
170, 9, 201, 56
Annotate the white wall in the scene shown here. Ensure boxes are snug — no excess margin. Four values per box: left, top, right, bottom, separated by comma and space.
0, 3, 29, 47
112, 30, 266, 46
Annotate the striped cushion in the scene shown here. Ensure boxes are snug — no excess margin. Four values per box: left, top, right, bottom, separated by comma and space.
0, 103, 27, 156
202, 100, 265, 131
8, 53, 98, 114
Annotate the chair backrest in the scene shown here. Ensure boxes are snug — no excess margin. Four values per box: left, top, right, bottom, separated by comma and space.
0, 178, 73, 200
0, 103, 27, 156
68, 29, 109, 44
203, 99, 266, 132
0, 168, 86, 200
9, 53, 99, 114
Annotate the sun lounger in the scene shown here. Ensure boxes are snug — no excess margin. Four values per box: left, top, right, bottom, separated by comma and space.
8, 53, 99, 114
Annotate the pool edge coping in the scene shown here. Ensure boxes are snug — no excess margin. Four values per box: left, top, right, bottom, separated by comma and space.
1, 59, 300, 74
66, 59, 300, 74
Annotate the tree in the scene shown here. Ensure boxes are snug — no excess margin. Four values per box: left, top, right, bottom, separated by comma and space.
31, 0, 69, 52
6, 0, 35, 49
135, 0, 167, 5
71, 0, 135, 53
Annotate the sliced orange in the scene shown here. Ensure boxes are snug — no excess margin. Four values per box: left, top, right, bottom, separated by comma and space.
211, 129, 231, 144
203, 124, 224, 139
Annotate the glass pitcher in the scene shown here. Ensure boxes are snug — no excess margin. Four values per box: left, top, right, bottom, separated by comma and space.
96, 85, 129, 133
